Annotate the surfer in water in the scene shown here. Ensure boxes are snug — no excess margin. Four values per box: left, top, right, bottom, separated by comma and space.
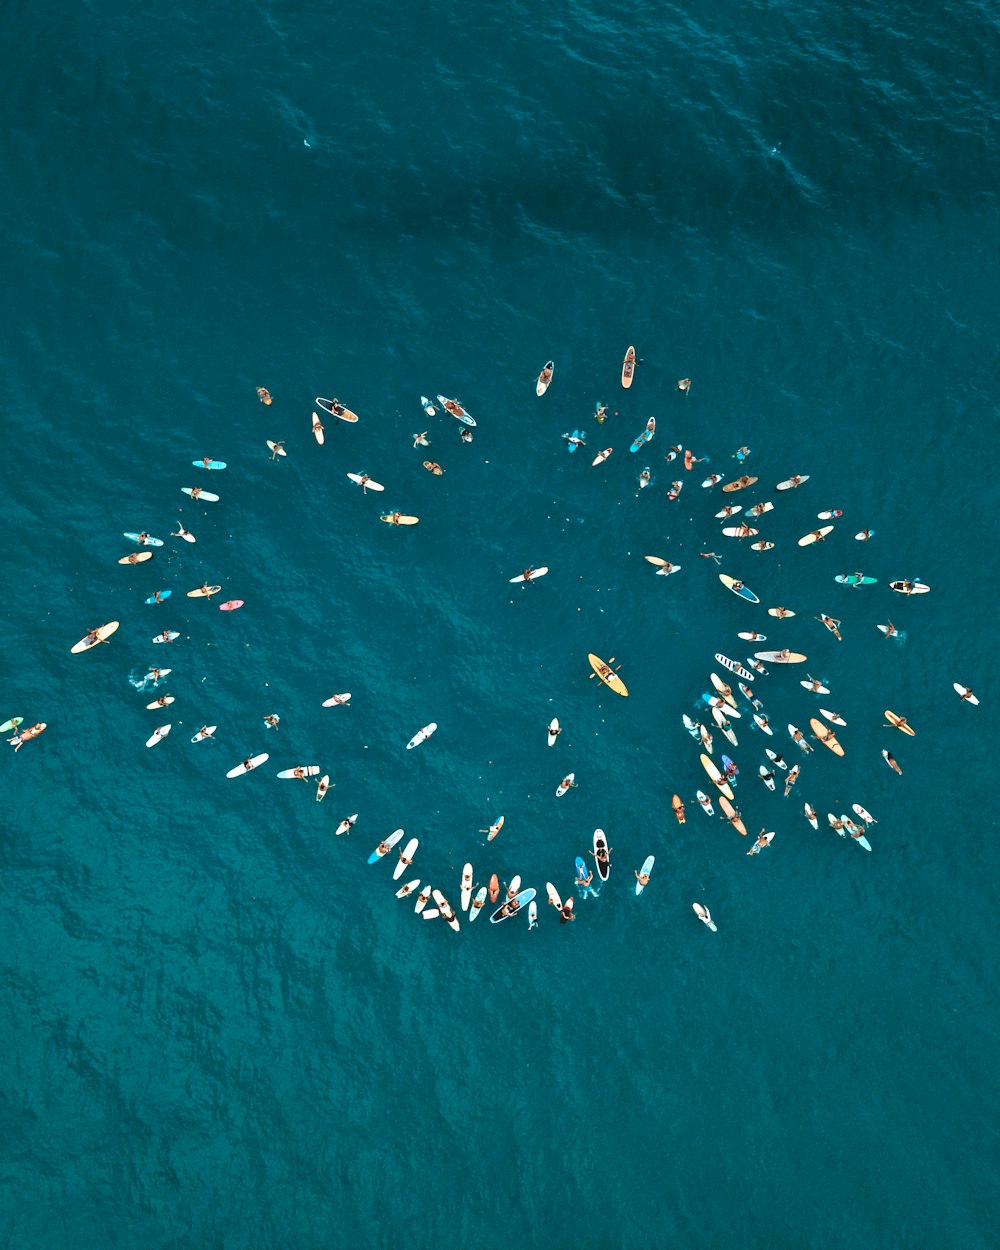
412, 432, 429, 448
291, 767, 309, 781
817, 614, 842, 640
268, 441, 285, 459
423, 461, 444, 475
735, 446, 751, 461
677, 377, 691, 394
559, 899, 576, 924
459, 427, 473, 443
747, 830, 773, 856
256, 386, 272, 404
575, 864, 599, 898
263, 715, 280, 730
172, 524, 194, 541
699, 551, 722, 564
594, 403, 608, 423
634, 866, 652, 888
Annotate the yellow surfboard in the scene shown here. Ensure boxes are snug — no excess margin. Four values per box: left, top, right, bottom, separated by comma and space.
587, 653, 628, 697
70, 621, 120, 653
810, 717, 845, 756
884, 710, 915, 736
380, 514, 419, 526
700, 753, 734, 800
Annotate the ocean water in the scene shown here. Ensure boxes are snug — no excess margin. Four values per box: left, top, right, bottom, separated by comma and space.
2, 0, 998, 1246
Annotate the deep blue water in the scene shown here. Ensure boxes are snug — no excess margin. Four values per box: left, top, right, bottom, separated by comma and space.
3, 1, 999, 1246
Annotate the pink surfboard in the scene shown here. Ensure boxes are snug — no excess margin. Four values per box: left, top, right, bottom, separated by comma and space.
219, 600, 244, 611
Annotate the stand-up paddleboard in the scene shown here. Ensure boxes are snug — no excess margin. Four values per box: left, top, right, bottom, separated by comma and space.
124, 532, 164, 547
693, 903, 717, 932
219, 600, 244, 611
547, 718, 560, 746
187, 585, 222, 598
798, 526, 834, 547
852, 804, 877, 825
146, 696, 175, 710
277, 765, 320, 779
634, 855, 655, 895
671, 794, 686, 824
715, 654, 755, 681
436, 395, 476, 426
406, 722, 437, 749
393, 838, 419, 881
190, 725, 217, 742
396, 879, 421, 899
755, 650, 807, 664
593, 828, 612, 882
953, 683, 979, 705
509, 567, 549, 584
745, 501, 774, 518
420, 396, 436, 415
630, 417, 655, 452
0, 718, 23, 733
380, 513, 419, 526
587, 653, 628, 697
414, 884, 433, 913
460, 863, 473, 910
700, 753, 734, 800
71, 621, 120, 653
316, 397, 359, 423
545, 882, 562, 910
810, 717, 844, 756
192, 459, 226, 470
347, 472, 385, 492
490, 887, 535, 923
696, 790, 715, 816
468, 886, 488, 921
776, 475, 810, 490
321, 693, 352, 707
482, 816, 505, 842
267, 440, 287, 457
119, 552, 153, 565
311, 412, 325, 444
889, 579, 930, 595
710, 674, 736, 708
316, 775, 331, 802
555, 773, 576, 797
836, 573, 877, 587
181, 488, 219, 502
152, 631, 180, 644
535, 361, 554, 396
335, 813, 358, 836
722, 526, 759, 539
820, 708, 846, 727
738, 631, 766, 642
718, 795, 747, 835
145, 590, 172, 605
721, 475, 757, 493
621, 345, 636, 388
591, 447, 613, 466
367, 829, 404, 864
884, 709, 915, 736
759, 765, 775, 791
146, 724, 171, 748
719, 574, 760, 603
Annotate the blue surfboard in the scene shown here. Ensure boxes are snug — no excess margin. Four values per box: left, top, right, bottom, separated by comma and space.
575, 855, 589, 882
144, 589, 173, 605
564, 429, 584, 453
193, 459, 227, 470
490, 887, 536, 923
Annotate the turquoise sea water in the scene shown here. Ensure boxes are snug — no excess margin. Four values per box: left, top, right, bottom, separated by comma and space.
3, 1, 999, 1246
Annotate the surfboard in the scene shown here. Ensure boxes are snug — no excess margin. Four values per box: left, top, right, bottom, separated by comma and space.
710, 700, 741, 721
753, 714, 773, 735
468, 886, 488, 921
849, 828, 872, 852
718, 795, 747, 835
715, 654, 755, 681
797, 526, 834, 546
396, 879, 420, 899
671, 794, 686, 824
953, 684, 979, 705
186, 585, 222, 598
718, 574, 759, 603
436, 395, 476, 426
696, 790, 714, 816
621, 346, 635, 388
528, 901, 538, 927
546, 882, 562, 910
710, 674, 737, 708
835, 573, 878, 588
181, 488, 219, 501
256, 387, 272, 405
547, 718, 560, 746
721, 475, 757, 493
575, 856, 589, 885
722, 526, 758, 538
190, 726, 216, 742
192, 459, 226, 470
316, 775, 331, 802
509, 567, 549, 584
315, 397, 359, 422
311, 412, 325, 444
889, 580, 930, 594
347, 473, 385, 492
146, 696, 175, 710
406, 722, 437, 749
591, 447, 613, 466
565, 429, 585, 453
277, 765, 320, 779
490, 887, 535, 923
393, 838, 419, 881
800, 677, 830, 694
855, 529, 874, 540
804, 803, 819, 829
759, 765, 775, 791
420, 396, 436, 415
555, 773, 575, 797
683, 714, 701, 741
766, 609, 796, 620
737, 632, 766, 642
747, 832, 774, 856
629, 417, 655, 452
536, 361, 554, 396
593, 828, 612, 881
820, 708, 847, 727
488, 874, 500, 903
0, 718, 23, 733
118, 552, 153, 565
146, 724, 171, 748
700, 753, 734, 800
483, 816, 505, 842
739, 683, 756, 705
750, 541, 775, 552
367, 829, 404, 863
776, 475, 810, 490
884, 709, 915, 736
788, 724, 812, 753
754, 650, 807, 664
219, 600, 244, 611
124, 532, 164, 547
587, 653, 628, 697
414, 885, 432, 913
693, 903, 717, 931
266, 440, 287, 457
322, 693, 352, 707
141, 668, 172, 683
152, 632, 180, 644
745, 501, 774, 518
380, 514, 419, 526
702, 475, 722, 488
852, 804, 876, 825
145, 590, 172, 605
810, 717, 844, 756
71, 621, 120, 653
334, 813, 358, 836
460, 863, 473, 910
635, 855, 655, 895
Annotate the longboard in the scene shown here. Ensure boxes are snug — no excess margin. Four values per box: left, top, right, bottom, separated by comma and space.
436, 395, 476, 426
315, 397, 359, 422
798, 526, 833, 546
380, 514, 419, 526
406, 722, 437, 749
754, 650, 807, 664
820, 708, 846, 726
219, 600, 244, 611
719, 574, 759, 604
490, 887, 535, 923
718, 794, 747, 835
810, 717, 844, 756
187, 586, 221, 598
715, 654, 754, 681
776, 475, 810, 490
700, 753, 734, 800
671, 794, 686, 824
721, 476, 757, 493
722, 526, 758, 538
311, 412, 325, 444
146, 724, 171, 748
509, 567, 549, 584
393, 838, 419, 881
884, 709, 915, 736
181, 488, 219, 501
192, 459, 226, 470
277, 765, 320, 779
587, 653, 628, 697
536, 361, 554, 396
621, 346, 635, 388
460, 863, 473, 910
889, 580, 930, 594
635, 855, 655, 895
124, 532, 164, 546
119, 552, 153, 564
71, 621, 120, 653
347, 473, 385, 492
953, 683, 979, 705
710, 674, 736, 708
368, 829, 404, 863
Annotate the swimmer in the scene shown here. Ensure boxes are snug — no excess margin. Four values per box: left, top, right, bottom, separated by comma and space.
559, 899, 576, 924
172, 524, 194, 541
667, 481, 682, 500
459, 427, 473, 443
677, 377, 692, 394
256, 386, 272, 404
268, 441, 285, 459
817, 614, 842, 641
413, 432, 429, 448
423, 461, 444, 475
699, 551, 722, 564
575, 864, 599, 898
263, 714, 280, 730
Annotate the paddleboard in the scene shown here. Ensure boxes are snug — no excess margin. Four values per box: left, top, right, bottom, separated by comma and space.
629, 417, 655, 453
721, 475, 757, 493
635, 855, 654, 895
547, 717, 560, 746
118, 552, 153, 564
71, 621, 120, 653
759, 765, 775, 791
509, 567, 549, 584
151, 631, 180, 644
776, 475, 810, 490
316, 775, 331, 802
718, 795, 747, 836
797, 526, 833, 546
311, 412, 325, 444
490, 887, 535, 923
587, 653, 628, 697
754, 650, 807, 664
393, 838, 419, 881
696, 790, 714, 816
322, 693, 352, 707
693, 903, 717, 932
146, 724, 170, 748
715, 654, 755, 681
884, 709, 915, 736
406, 722, 437, 749
546, 882, 562, 910
267, 440, 287, 457
347, 472, 385, 492
889, 580, 930, 594
699, 753, 734, 800
536, 361, 554, 395
181, 488, 219, 502
146, 696, 175, 710
953, 684, 979, 705
191, 726, 216, 742
187, 585, 222, 598
621, 345, 635, 388
671, 794, 686, 824
460, 863, 473, 910
718, 574, 759, 603
380, 514, 419, 526
315, 397, 359, 422
219, 600, 244, 611
593, 828, 611, 882
396, 879, 420, 899
414, 884, 433, 913
145, 590, 172, 604
368, 829, 404, 864
468, 886, 488, 921
436, 395, 476, 426
810, 717, 844, 756
192, 459, 226, 470
277, 765, 320, 779
123, 532, 164, 546
555, 773, 575, 797
591, 447, 613, 466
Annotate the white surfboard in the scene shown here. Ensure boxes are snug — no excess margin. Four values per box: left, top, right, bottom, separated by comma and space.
547, 717, 560, 746
347, 472, 385, 492
181, 488, 219, 502
146, 724, 171, 748
277, 765, 320, 779
953, 683, 979, 705
393, 838, 419, 880
316, 775, 331, 802
335, 813, 358, 836
460, 863, 473, 910
509, 567, 549, 583
555, 772, 575, 797
190, 725, 217, 742
151, 632, 180, 644
322, 693, 352, 707
759, 765, 775, 791
420, 396, 436, 415
145, 696, 175, 710
406, 722, 437, 749
396, 878, 420, 899
414, 884, 432, 913
432, 889, 460, 931
776, 475, 809, 491
546, 882, 562, 909
693, 903, 717, 932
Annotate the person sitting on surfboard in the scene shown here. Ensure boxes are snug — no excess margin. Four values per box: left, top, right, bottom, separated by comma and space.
423, 461, 444, 475
522, 567, 537, 582
197, 727, 215, 740
152, 696, 170, 708
268, 441, 285, 459
263, 715, 280, 730
459, 427, 473, 443
594, 403, 609, 423
589, 844, 611, 867
412, 432, 429, 448
156, 631, 173, 643
678, 378, 691, 394
634, 868, 651, 888
240, 758, 254, 772
291, 767, 310, 781
559, 775, 577, 792
256, 387, 272, 404
83, 629, 100, 646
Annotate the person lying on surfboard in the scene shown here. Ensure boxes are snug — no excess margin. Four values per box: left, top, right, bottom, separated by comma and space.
412, 432, 429, 447
575, 865, 599, 898
595, 403, 608, 423
522, 567, 538, 582
263, 715, 280, 730
459, 428, 473, 443
817, 614, 842, 639
256, 387, 272, 404
634, 867, 651, 888
268, 441, 285, 459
